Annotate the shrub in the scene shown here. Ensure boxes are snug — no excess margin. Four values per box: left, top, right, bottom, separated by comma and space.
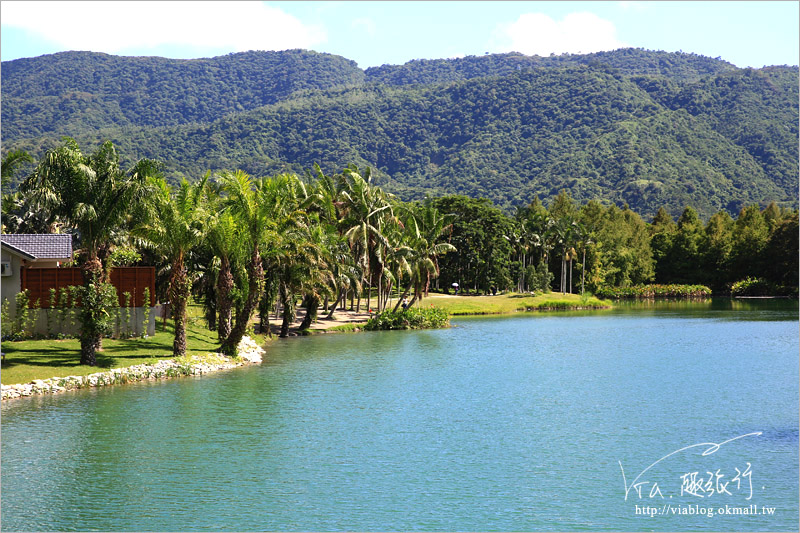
80, 281, 119, 341
730, 277, 775, 297
57, 287, 71, 333
13, 290, 31, 339
1, 298, 11, 340
121, 291, 132, 338
27, 297, 40, 336
140, 287, 151, 338
108, 247, 142, 267
595, 284, 711, 299
365, 306, 450, 331
67, 285, 81, 333
47, 288, 58, 338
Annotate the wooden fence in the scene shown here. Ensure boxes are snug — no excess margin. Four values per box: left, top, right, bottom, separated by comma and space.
20, 267, 156, 307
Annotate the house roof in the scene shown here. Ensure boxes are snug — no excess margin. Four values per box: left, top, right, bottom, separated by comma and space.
0, 234, 73, 260
0, 240, 37, 260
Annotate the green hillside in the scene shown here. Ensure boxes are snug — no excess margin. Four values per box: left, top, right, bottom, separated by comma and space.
364, 48, 738, 86
1, 48, 797, 219
1, 49, 365, 139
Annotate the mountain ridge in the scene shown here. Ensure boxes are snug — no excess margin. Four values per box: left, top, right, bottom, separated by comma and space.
2, 48, 797, 219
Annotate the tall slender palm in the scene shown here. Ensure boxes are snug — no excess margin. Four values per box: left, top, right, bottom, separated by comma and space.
338, 165, 394, 312
573, 222, 593, 296
136, 174, 209, 357
22, 139, 157, 365
547, 215, 576, 294
245, 173, 333, 336
218, 170, 275, 355
207, 209, 243, 341
393, 204, 456, 311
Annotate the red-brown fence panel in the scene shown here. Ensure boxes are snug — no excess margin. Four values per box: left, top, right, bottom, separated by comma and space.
21, 267, 156, 307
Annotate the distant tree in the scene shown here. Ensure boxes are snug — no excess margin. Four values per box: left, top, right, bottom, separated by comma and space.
730, 204, 770, 281
700, 210, 735, 290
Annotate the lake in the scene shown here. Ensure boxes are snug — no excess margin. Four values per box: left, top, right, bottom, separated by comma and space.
1, 299, 798, 531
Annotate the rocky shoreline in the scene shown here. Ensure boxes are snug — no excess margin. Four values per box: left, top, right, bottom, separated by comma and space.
1, 336, 265, 401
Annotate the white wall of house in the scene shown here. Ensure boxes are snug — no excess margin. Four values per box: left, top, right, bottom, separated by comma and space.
1, 250, 24, 316
2, 249, 67, 318
5, 306, 158, 338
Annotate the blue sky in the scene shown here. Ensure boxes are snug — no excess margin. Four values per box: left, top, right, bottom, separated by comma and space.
1, 1, 797, 68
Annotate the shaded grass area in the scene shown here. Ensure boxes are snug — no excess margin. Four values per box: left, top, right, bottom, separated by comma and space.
1, 306, 266, 385
426, 292, 612, 316
325, 323, 362, 333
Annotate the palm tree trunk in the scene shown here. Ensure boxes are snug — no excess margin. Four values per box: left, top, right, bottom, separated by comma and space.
569, 257, 573, 294
376, 271, 382, 312
299, 294, 319, 330
392, 277, 414, 312
221, 246, 263, 355
279, 283, 295, 338
217, 255, 233, 341
581, 248, 586, 296
384, 279, 392, 310
326, 289, 344, 319
79, 256, 104, 366
258, 291, 272, 337
170, 257, 190, 357
425, 272, 430, 298
366, 273, 372, 312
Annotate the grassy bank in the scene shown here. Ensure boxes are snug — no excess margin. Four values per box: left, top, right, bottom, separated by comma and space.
1, 306, 266, 385
425, 292, 611, 315
2, 295, 607, 384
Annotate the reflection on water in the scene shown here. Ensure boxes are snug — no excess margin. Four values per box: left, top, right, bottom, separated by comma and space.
2, 299, 798, 532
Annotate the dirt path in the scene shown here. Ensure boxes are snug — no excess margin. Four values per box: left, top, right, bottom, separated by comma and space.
260, 307, 372, 336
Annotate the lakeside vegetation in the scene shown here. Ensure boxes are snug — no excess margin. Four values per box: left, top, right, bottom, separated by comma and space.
1, 136, 797, 380
0, 302, 260, 385
425, 293, 611, 316
595, 284, 711, 299
365, 307, 450, 331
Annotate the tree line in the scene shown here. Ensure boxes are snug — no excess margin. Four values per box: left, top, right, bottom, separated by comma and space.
2, 140, 797, 367
2, 141, 455, 365
430, 191, 797, 297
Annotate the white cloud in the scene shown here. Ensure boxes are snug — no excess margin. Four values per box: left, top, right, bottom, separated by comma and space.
1, 1, 326, 55
496, 12, 627, 56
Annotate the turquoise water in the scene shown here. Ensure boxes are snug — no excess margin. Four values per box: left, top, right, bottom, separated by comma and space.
1, 299, 798, 531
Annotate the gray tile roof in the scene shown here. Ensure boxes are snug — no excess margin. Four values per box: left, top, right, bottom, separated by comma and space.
0, 234, 73, 260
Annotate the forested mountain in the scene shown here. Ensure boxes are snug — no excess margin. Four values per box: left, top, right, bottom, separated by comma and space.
2, 48, 797, 218
1, 49, 365, 139
365, 48, 738, 86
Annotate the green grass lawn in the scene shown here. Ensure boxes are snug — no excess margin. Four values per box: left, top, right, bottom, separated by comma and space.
425, 292, 612, 315
1, 306, 267, 385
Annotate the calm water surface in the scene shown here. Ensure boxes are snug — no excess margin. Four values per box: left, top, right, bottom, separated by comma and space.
2, 299, 798, 531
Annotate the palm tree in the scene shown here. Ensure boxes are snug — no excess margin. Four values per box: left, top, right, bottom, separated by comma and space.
135, 174, 209, 357
207, 209, 242, 341
547, 215, 576, 294
393, 204, 456, 311
218, 170, 274, 355
1, 149, 33, 184
338, 165, 395, 313
22, 139, 158, 365
573, 222, 593, 296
